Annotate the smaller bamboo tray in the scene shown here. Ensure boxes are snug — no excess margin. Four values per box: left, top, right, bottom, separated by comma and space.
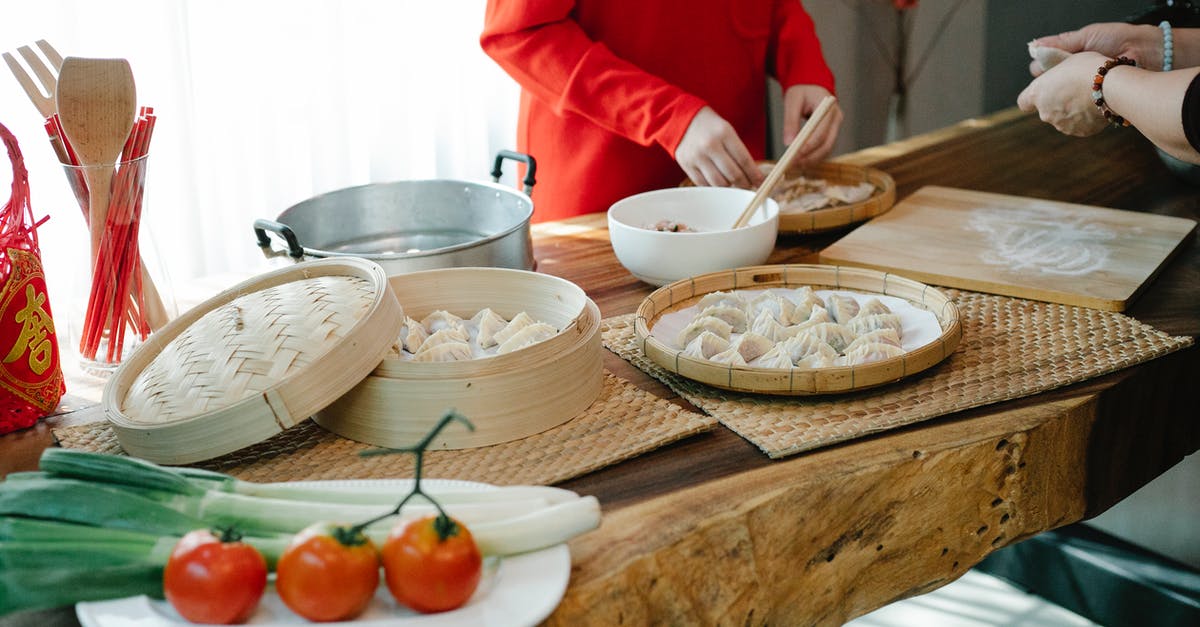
635, 264, 962, 395
680, 161, 895, 234
316, 267, 603, 449
104, 258, 403, 464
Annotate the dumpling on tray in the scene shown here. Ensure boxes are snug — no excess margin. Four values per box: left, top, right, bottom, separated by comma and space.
848, 313, 903, 337
843, 341, 906, 366
683, 331, 731, 360
700, 305, 749, 333
677, 315, 733, 347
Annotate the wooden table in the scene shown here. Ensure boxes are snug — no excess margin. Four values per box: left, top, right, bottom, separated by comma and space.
2, 109, 1197, 626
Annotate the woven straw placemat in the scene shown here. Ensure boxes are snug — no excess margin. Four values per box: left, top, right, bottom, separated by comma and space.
53, 371, 716, 486
604, 290, 1193, 459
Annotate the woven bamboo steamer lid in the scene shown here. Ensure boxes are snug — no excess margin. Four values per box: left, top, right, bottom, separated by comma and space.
635, 264, 961, 395
103, 258, 403, 464
316, 267, 603, 449
680, 161, 895, 234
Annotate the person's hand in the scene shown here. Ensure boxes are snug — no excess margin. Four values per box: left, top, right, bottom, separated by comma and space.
782, 85, 842, 165
675, 107, 763, 188
1017, 51, 1110, 137
1030, 23, 1164, 75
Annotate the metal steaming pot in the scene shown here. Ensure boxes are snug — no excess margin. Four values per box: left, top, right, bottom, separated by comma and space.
254, 151, 537, 274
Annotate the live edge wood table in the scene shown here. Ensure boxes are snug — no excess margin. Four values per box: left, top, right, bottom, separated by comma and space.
2, 109, 1197, 626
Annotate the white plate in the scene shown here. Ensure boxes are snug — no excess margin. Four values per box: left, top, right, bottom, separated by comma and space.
76, 480, 572, 627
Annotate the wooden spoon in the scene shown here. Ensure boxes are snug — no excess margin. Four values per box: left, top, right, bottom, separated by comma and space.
732, 95, 837, 229
55, 57, 137, 262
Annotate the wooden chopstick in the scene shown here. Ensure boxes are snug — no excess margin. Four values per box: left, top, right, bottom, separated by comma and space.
732, 95, 837, 229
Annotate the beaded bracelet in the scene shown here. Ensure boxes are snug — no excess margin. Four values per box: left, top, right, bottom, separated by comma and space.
1161, 20, 1174, 71
1092, 56, 1136, 127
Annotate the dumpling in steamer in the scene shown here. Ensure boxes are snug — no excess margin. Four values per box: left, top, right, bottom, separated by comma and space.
401, 316, 430, 353
682, 331, 731, 360
421, 310, 464, 334
496, 322, 558, 354
677, 315, 733, 348
844, 341, 907, 366
417, 327, 470, 355
472, 308, 509, 349
412, 340, 473, 362
493, 312, 536, 347
848, 313, 903, 337
700, 305, 749, 333
826, 294, 860, 324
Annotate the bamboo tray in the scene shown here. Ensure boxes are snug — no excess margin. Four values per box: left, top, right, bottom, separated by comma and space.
103, 258, 403, 464
680, 161, 895, 234
634, 265, 962, 395
316, 267, 604, 449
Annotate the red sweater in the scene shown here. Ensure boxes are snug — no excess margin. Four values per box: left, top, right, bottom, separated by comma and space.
480, 0, 835, 222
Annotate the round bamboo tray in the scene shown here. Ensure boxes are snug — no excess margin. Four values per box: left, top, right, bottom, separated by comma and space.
635, 264, 962, 395
680, 161, 895, 234
103, 258, 403, 464
315, 267, 603, 449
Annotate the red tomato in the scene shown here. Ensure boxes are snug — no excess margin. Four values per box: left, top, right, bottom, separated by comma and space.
382, 514, 482, 613
163, 528, 268, 625
275, 522, 381, 622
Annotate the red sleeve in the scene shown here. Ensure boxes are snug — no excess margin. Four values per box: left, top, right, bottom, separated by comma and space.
480, 0, 707, 155
770, 0, 836, 94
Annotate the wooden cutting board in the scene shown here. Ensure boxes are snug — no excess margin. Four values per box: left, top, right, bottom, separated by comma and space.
818, 186, 1196, 311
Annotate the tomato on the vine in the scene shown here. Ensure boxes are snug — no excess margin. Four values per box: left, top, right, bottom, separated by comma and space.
163, 528, 267, 625
275, 522, 381, 622
382, 514, 482, 613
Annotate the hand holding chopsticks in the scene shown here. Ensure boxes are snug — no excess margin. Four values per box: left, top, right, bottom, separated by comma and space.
732, 95, 838, 229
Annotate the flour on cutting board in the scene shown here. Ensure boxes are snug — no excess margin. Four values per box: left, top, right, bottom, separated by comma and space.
967, 206, 1120, 276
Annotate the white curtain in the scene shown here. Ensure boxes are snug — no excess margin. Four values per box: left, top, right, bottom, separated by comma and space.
1, 0, 519, 306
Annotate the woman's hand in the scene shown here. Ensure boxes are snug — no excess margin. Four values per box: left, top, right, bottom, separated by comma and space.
675, 106, 763, 188
783, 84, 842, 165
1018, 51, 1110, 137
1031, 23, 1164, 75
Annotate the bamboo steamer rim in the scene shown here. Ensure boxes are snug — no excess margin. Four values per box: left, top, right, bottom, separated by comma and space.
680, 161, 896, 235
102, 258, 403, 464
634, 264, 962, 396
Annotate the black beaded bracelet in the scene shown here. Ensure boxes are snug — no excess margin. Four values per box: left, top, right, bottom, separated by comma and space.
1092, 56, 1136, 127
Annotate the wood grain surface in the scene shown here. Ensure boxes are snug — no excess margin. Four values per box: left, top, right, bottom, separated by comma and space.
819, 186, 1197, 311
2, 109, 1198, 627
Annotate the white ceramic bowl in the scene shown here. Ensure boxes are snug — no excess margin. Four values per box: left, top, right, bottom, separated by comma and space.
607, 187, 780, 286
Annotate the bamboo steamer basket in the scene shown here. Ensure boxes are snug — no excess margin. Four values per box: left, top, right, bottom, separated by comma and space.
315, 267, 603, 450
103, 258, 403, 464
635, 264, 961, 395
680, 161, 895, 234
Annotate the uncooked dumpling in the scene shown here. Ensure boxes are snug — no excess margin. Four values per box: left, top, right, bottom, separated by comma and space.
683, 330, 731, 360
856, 297, 891, 319
750, 309, 785, 341
696, 291, 745, 311
789, 287, 826, 323
845, 328, 902, 354
754, 346, 795, 369
700, 305, 749, 333
735, 332, 774, 363
709, 344, 747, 365
777, 334, 837, 363
848, 313, 903, 337
1029, 41, 1071, 73
747, 293, 795, 324
844, 341, 906, 366
826, 294, 860, 324
678, 315, 734, 348
800, 322, 856, 354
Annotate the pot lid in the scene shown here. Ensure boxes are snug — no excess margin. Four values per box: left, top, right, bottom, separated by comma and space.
102, 258, 404, 464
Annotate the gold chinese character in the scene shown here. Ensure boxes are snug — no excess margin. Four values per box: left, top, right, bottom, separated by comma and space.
3, 284, 55, 376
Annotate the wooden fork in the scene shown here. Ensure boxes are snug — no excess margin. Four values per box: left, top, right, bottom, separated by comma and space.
3, 40, 64, 119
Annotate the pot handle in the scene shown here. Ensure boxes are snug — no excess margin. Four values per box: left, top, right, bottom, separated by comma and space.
254, 219, 305, 259
491, 150, 537, 196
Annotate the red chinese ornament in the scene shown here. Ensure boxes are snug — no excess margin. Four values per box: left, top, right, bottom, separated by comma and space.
0, 120, 65, 434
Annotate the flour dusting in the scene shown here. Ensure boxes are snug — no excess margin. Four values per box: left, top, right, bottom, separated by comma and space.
968, 207, 1116, 276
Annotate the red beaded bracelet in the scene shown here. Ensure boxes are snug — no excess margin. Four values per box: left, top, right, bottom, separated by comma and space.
1092, 56, 1136, 127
